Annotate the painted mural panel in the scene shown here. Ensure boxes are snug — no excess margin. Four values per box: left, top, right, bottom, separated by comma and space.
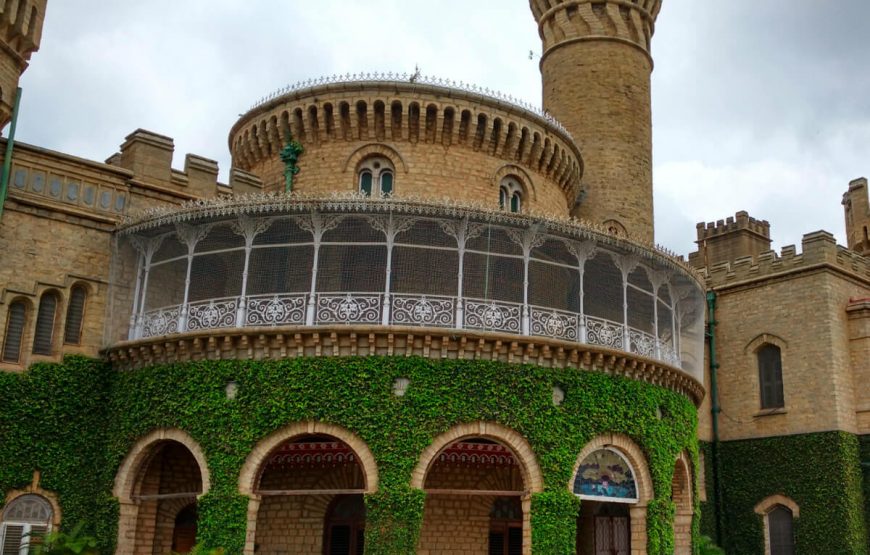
573, 448, 638, 503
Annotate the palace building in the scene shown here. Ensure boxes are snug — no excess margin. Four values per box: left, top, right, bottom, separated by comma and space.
0, 1, 867, 554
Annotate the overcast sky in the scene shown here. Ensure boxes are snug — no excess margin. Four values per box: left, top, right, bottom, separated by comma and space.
14, 1, 870, 256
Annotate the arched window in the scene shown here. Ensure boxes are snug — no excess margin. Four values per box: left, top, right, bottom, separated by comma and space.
2, 300, 27, 363
32, 292, 59, 356
758, 344, 784, 409
0, 494, 53, 555
768, 505, 795, 555
357, 156, 395, 197
63, 285, 87, 345
499, 177, 523, 213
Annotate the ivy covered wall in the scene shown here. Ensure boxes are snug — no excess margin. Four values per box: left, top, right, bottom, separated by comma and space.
862, 434, 870, 544
0, 355, 700, 554
710, 432, 868, 555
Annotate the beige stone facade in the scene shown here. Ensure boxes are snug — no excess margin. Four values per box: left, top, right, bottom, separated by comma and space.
691, 218, 870, 441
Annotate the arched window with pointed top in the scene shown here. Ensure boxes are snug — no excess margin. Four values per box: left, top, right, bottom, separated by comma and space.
2, 300, 28, 363
357, 156, 395, 197
63, 285, 87, 345
32, 292, 59, 356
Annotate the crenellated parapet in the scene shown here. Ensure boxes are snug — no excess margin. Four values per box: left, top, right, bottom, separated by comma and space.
0, 0, 46, 127
700, 230, 870, 289
530, 0, 662, 62
229, 77, 583, 215
843, 177, 869, 256
688, 211, 772, 269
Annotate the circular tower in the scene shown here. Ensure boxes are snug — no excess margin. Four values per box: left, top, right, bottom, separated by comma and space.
530, 0, 662, 243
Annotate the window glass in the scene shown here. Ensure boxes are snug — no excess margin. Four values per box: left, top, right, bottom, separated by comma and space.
359, 171, 373, 197
63, 286, 87, 345
510, 192, 521, 213
2, 301, 27, 363
380, 171, 393, 195
33, 293, 58, 356
758, 344, 784, 409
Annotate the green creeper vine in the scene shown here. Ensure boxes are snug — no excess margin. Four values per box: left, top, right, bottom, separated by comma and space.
700, 433, 868, 555
0, 355, 702, 554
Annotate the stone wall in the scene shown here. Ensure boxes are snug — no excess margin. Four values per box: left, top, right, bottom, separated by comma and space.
230, 82, 582, 216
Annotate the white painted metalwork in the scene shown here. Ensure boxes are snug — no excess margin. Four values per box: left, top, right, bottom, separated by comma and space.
124, 205, 706, 376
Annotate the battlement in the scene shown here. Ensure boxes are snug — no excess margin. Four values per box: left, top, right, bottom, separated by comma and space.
696, 211, 771, 241
702, 231, 870, 288
842, 177, 869, 256
530, 0, 662, 60
109, 129, 261, 199
689, 211, 772, 268
0, 0, 45, 61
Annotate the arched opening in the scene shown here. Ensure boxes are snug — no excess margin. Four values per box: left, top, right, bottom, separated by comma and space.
418, 438, 527, 554
115, 438, 206, 555
0, 494, 53, 554
252, 434, 368, 554
767, 505, 795, 555
671, 454, 693, 554
574, 447, 640, 555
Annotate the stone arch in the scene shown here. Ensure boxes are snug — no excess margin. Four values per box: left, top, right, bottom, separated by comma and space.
411, 421, 543, 493
113, 429, 210, 555
113, 428, 211, 504
672, 452, 693, 555
754, 495, 799, 555
493, 164, 538, 202
745, 333, 788, 354
754, 494, 800, 518
570, 434, 654, 555
239, 422, 378, 555
238, 421, 378, 496
413, 423, 542, 555
569, 434, 653, 505
342, 143, 408, 175
3, 472, 62, 529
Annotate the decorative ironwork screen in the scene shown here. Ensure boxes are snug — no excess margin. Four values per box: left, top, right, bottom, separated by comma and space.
122, 201, 705, 379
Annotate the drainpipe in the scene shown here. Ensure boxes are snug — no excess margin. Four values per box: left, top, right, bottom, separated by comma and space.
706, 290, 725, 546
0, 87, 23, 223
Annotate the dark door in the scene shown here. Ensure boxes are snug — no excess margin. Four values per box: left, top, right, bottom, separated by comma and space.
324, 495, 365, 555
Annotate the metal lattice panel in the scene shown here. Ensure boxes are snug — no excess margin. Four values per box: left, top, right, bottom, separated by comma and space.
124, 204, 706, 379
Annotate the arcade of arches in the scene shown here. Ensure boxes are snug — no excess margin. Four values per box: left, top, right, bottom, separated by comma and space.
107, 426, 694, 554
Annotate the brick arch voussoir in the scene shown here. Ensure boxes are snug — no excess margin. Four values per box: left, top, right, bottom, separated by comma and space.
569, 433, 654, 506
238, 421, 379, 496
754, 494, 800, 518
493, 164, 538, 202
672, 451, 693, 516
343, 143, 408, 174
410, 422, 544, 494
113, 428, 211, 504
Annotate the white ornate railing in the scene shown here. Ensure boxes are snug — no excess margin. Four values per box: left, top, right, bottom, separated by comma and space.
134, 294, 676, 366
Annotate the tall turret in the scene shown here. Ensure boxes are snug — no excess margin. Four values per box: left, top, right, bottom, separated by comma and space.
530, 0, 661, 242
0, 0, 47, 128
843, 177, 869, 256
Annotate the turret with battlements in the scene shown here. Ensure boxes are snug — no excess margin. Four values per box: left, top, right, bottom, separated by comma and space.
843, 177, 869, 256
688, 211, 772, 269
529, 0, 662, 242
0, 0, 46, 128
